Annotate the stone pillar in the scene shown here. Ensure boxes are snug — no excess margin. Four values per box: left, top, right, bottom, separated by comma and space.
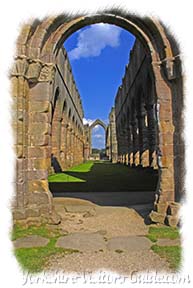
152, 62, 175, 201
66, 125, 71, 168
12, 70, 29, 218
131, 118, 139, 166
12, 57, 60, 224
60, 116, 67, 170
51, 115, 62, 161
137, 106, 149, 167
109, 107, 118, 163
146, 104, 158, 169
127, 123, 133, 166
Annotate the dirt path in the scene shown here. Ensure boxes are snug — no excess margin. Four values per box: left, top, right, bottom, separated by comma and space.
45, 198, 171, 274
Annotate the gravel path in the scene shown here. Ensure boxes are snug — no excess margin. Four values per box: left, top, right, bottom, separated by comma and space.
44, 198, 171, 274
46, 250, 171, 274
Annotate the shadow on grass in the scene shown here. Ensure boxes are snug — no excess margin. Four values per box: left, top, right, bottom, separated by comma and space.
49, 162, 158, 192
49, 162, 159, 211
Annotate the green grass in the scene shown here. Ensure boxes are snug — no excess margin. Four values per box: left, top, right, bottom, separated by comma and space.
11, 224, 64, 241
48, 161, 94, 182
49, 160, 158, 192
67, 161, 94, 172
147, 226, 180, 243
48, 173, 85, 182
147, 226, 182, 271
15, 237, 79, 273
12, 224, 79, 273
151, 245, 182, 271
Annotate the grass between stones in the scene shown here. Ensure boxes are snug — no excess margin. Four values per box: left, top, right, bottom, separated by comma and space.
147, 226, 181, 271
12, 224, 79, 273
151, 245, 182, 271
147, 226, 180, 243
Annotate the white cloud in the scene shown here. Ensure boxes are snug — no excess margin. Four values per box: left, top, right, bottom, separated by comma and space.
93, 134, 104, 139
83, 118, 94, 125
93, 125, 100, 131
68, 24, 121, 60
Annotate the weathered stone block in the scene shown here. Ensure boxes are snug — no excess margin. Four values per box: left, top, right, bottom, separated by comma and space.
12, 209, 26, 220
154, 202, 168, 214
30, 134, 49, 146
26, 61, 42, 83
17, 132, 24, 145
11, 77, 18, 96
29, 101, 50, 113
39, 205, 51, 216
30, 112, 51, 123
28, 158, 50, 170
149, 211, 166, 224
167, 202, 180, 216
16, 145, 23, 158
28, 147, 51, 158
29, 82, 50, 101
48, 211, 61, 225
27, 170, 48, 180
28, 180, 49, 193
26, 207, 40, 218
166, 215, 179, 227
27, 191, 50, 205
29, 122, 50, 135
159, 178, 174, 190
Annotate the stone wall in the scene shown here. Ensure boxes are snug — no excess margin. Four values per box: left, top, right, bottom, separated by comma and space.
12, 12, 183, 224
115, 39, 158, 169
11, 49, 85, 225
50, 48, 84, 171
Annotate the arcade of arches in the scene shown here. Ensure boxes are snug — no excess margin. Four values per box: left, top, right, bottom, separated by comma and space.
11, 11, 184, 224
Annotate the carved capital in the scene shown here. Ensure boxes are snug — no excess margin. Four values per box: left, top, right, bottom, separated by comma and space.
11, 55, 29, 77
11, 56, 56, 83
26, 59, 43, 83
39, 63, 56, 82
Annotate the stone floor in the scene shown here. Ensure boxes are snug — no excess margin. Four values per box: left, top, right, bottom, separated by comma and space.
14, 197, 177, 274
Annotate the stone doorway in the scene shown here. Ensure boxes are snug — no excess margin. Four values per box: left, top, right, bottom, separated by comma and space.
12, 11, 184, 225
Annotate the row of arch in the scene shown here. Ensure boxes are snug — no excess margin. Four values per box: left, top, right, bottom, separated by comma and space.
12, 11, 183, 224
115, 39, 158, 168
52, 87, 83, 135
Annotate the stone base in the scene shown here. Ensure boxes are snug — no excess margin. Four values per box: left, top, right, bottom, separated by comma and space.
149, 211, 166, 225
12, 207, 61, 227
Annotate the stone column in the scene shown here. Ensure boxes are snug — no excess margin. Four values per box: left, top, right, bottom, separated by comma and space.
131, 118, 139, 166
51, 111, 62, 163
127, 121, 134, 166
137, 106, 149, 167
146, 104, 158, 168
66, 125, 71, 168
152, 62, 175, 201
127, 123, 133, 166
12, 56, 60, 224
109, 108, 118, 163
60, 116, 67, 171
12, 59, 29, 219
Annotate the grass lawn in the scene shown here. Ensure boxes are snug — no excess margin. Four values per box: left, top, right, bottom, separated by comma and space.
12, 224, 78, 273
147, 226, 182, 271
48, 160, 158, 192
48, 161, 94, 182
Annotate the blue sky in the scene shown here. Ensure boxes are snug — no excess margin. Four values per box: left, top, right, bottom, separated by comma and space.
64, 24, 135, 148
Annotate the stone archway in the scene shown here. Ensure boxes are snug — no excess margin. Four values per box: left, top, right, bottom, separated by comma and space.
12, 11, 183, 224
89, 119, 107, 158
